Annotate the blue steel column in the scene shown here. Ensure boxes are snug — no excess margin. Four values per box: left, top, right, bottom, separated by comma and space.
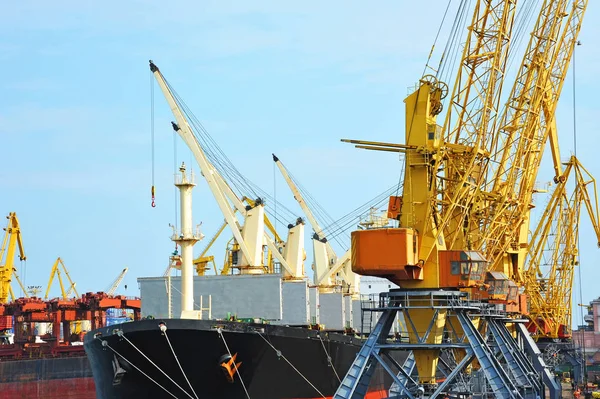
333, 309, 397, 399
487, 318, 536, 391
516, 323, 561, 399
456, 312, 520, 398
489, 318, 542, 393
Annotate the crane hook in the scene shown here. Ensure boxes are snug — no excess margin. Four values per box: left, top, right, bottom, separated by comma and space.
151, 185, 156, 208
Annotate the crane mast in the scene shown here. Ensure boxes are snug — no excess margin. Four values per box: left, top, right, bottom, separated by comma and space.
351, 0, 519, 289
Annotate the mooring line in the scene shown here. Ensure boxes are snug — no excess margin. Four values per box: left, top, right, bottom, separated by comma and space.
256, 331, 326, 398
217, 328, 251, 399
99, 339, 179, 399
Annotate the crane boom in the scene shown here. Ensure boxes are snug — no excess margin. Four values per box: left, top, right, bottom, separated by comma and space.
478, 0, 586, 279
273, 154, 361, 290
418, 0, 519, 260
106, 268, 128, 295
273, 154, 335, 258
150, 61, 295, 276
150, 62, 255, 265
525, 156, 600, 339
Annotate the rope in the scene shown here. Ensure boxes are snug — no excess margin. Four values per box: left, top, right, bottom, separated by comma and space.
256, 332, 326, 398
317, 333, 341, 383
217, 328, 251, 399
163, 330, 199, 399
99, 340, 179, 399
174, 129, 178, 231
150, 72, 156, 208
422, 0, 454, 77
273, 160, 277, 237
573, 41, 587, 386
118, 332, 196, 399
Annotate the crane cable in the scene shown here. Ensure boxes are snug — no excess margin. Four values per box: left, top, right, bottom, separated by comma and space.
573, 40, 587, 386
151, 73, 156, 208
273, 159, 277, 236
422, 0, 454, 77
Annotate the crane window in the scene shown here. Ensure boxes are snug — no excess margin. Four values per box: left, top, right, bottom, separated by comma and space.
450, 261, 460, 275
470, 262, 484, 281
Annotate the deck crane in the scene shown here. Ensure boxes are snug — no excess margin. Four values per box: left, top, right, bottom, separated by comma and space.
273, 154, 358, 294
105, 268, 128, 296
149, 61, 304, 280
44, 257, 79, 300
0, 213, 26, 303
524, 156, 600, 340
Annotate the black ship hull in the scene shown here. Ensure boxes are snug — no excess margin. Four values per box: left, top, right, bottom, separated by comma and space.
84, 319, 393, 399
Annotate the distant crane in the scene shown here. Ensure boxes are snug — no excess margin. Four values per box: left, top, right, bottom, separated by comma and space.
0, 212, 27, 303
45, 257, 79, 300
105, 268, 128, 295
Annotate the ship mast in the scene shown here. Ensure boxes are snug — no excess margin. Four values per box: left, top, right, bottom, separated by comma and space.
172, 162, 203, 319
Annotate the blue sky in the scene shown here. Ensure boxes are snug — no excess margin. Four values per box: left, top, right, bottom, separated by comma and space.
1, 1, 599, 325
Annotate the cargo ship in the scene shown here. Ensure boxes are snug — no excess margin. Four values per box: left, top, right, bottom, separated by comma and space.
84, 146, 400, 397
0, 294, 141, 399
84, 317, 393, 399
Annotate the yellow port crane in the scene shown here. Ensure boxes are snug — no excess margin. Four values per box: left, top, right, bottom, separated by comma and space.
345, 0, 520, 385
340, 0, 589, 389
524, 156, 600, 340
0, 212, 27, 303
44, 257, 79, 300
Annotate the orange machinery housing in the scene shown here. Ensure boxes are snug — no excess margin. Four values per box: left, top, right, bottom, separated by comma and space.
351, 227, 486, 289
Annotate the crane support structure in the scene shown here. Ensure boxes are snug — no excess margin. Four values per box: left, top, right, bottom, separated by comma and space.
0, 213, 26, 303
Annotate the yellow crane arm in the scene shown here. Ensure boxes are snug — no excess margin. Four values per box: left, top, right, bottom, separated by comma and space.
525, 156, 599, 339
478, 0, 587, 276
419, 0, 519, 257
45, 257, 79, 300
106, 268, 128, 295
